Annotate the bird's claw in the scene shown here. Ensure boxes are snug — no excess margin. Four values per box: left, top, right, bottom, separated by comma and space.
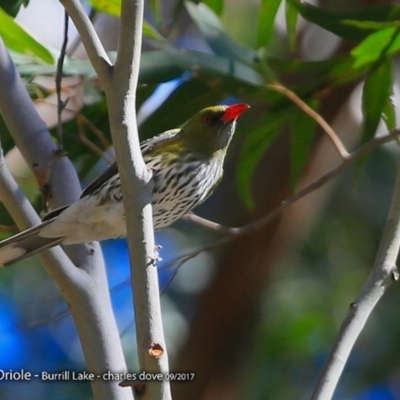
148, 244, 163, 266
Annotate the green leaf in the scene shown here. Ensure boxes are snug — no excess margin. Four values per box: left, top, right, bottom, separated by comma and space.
361, 58, 393, 143
382, 97, 396, 132
88, 0, 164, 43
185, 2, 256, 64
329, 58, 364, 83
143, 21, 165, 42
267, 56, 335, 74
14, 50, 182, 85
0, 0, 29, 17
0, 113, 15, 154
13, 52, 96, 76
86, 0, 121, 17
237, 111, 288, 209
137, 84, 158, 111
290, 101, 317, 189
149, 0, 162, 25
285, 0, 299, 52
139, 79, 224, 139
255, 0, 281, 48
139, 51, 183, 83
163, 46, 264, 88
294, 2, 400, 42
202, 0, 224, 15
351, 27, 400, 69
343, 19, 400, 30
0, 7, 53, 64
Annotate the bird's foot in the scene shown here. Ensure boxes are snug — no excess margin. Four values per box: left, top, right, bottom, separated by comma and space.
148, 244, 163, 266
154, 244, 163, 262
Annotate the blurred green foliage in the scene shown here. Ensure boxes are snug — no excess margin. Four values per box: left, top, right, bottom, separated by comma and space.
7, 1, 400, 208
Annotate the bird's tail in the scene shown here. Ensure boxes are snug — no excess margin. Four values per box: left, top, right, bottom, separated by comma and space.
0, 220, 64, 267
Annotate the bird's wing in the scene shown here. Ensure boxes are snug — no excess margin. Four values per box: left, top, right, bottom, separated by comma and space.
140, 129, 180, 156
80, 129, 180, 198
80, 162, 119, 198
42, 205, 70, 222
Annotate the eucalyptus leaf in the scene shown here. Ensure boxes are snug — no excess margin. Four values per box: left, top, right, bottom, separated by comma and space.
87, 0, 164, 42
361, 58, 393, 143
285, 0, 299, 52
139, 79, 224, 139
14, 50, 183, 85
382, 97, 396, 133
202, 0, 224, 15
237, 111, 288, 209
290, 102, 317, 189
163, 46, 264, 88
0, 0, 29, 17
86, 0, 121, 17
294, 2, 400, 42
351, 27, 400, 69
256, 0, 281, 48
143, 21, 165, 42
149, 0, 162, 25
139, 51, 183, 83
0, 7, 53, 64
185, 1, 256, 64
343, 20, 400, 30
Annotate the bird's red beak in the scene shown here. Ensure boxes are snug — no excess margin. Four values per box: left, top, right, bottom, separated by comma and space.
221, 103, 250, 124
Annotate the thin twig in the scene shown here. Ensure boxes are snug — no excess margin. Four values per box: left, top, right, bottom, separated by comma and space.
76, 115, 114, 164
268, 83, 350, 159
77, 114, 112, 153
0, 224, 17, 232
60, 0, 112, 85
161, 264, 184, 294
55, 9, 70, 152
23, 308, 70, 328
182, 213, 236, 234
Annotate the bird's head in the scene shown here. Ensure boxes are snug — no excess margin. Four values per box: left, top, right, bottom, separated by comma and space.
179, 103, 250, 157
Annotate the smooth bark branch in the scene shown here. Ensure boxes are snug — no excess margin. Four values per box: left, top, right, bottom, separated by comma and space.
112, 2, 171, 398
61, 1, 171, 399
0, 37, 81, 276
310, 154, 400, 400
0, 137, 75, 272
59, 0, 112, 83
0, 36, 131, 400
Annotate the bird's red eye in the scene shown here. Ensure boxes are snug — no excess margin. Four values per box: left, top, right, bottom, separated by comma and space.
203, 115, 212, 124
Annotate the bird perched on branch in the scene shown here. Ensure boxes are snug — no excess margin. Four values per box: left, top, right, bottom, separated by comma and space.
0, 103, 249, 266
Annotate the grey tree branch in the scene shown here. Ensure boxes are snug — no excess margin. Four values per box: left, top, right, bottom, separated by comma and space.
61, 1, 171, 399
0, 37, 132, 400
59, 0, 112, 83
55, 9, 69, 151
310, 153, 400, 400
112, 2, 171, 397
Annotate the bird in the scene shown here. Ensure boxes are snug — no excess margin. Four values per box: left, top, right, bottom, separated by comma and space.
0, 103, 249, 266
